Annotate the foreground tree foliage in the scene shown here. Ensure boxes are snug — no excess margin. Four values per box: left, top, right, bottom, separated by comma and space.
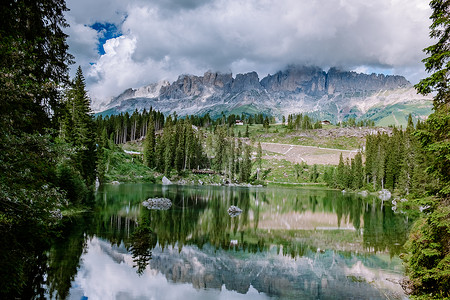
403, 0, 450, 298
0, 0, 92, 297
58, 66, 97, 203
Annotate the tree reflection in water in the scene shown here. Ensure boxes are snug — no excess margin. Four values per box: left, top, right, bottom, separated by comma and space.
31, 184, 415, 297
128, 209, 156, 275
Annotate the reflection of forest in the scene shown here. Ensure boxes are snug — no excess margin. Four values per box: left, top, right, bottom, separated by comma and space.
44, 184, 412, 297
87, 184, 412, 257
116, 185, 412, 257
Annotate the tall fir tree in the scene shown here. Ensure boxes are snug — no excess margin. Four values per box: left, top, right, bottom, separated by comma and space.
257, 142, 263, 170
143, 116, 156, 168
337, 153, 345, 188
63, 66, 96, 187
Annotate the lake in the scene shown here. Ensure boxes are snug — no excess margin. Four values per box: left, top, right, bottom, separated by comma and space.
47, 183, 411, 299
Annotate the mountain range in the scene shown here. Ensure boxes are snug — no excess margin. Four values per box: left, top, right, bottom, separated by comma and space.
96, 65, 432, 126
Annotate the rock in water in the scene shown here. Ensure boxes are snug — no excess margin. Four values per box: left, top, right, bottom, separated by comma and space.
227, 205, 243, 217
142, 198, 172, 210
378, 189, 391, 201
162, 176, 172, 185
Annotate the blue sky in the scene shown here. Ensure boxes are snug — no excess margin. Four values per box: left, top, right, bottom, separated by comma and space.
90, 23, 122, 55
64, 0, 432, 106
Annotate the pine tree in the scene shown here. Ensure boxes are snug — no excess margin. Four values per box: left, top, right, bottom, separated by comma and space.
65, 66, 96, 187
263, 116, 270, 131
240, 144, 252, 182
143, 116, 156, 168
337, 153, 345, 188
405, 3, 450, 296
0, 1, 74, 296
174, 121, 185, 174
352, 152, 364, 189
257, 142, 263, 169
309, 164, 319, 183
213, 126, 227, 172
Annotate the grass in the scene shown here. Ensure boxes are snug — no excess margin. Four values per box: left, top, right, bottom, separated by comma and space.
362, 102, 432, 127
104, 147, 155, 183
235, 124, 364, 150
253, 156, 329, 184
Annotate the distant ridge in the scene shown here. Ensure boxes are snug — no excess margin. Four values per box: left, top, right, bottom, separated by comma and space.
96, 65, 432, 126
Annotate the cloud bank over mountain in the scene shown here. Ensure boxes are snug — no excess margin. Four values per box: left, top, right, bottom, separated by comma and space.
65, 0, 432, 103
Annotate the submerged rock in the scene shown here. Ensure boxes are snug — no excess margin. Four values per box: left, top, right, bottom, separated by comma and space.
142, 197, 172, 210
162, 176, 172, 185
227, 205, 242, 217
358, 190, 368, 197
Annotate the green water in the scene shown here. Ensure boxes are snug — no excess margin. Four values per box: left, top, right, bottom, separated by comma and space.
47, 184, 411, 299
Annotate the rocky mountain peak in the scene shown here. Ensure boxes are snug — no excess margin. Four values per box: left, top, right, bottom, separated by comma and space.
99, 65, 429, 125
325, 67, 410, 94
231, 71, 262, 93
261, 65, 326, 96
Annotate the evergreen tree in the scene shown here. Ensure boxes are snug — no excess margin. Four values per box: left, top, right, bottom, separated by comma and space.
0, 0, 73, 296
352, 152, 364, 189
294, 163, 301, 182
64, 66, 96, 187
155, 135, 165, 172
415, 0, 450, 195
405, 2, 450, 296
143, 116, 156, 168
263, 116, 270, 131
337, 153, 345, 188
184, 119, 194, 170
213, 126, 227, 171
309, 164, 319, 183
257, 142, 263, 169
174, 121, 185, 174
240, 144, 252, 182
228, 131, 236, 179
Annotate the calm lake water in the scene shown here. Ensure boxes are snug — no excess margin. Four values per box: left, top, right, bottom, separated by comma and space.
47, 184, 411, 299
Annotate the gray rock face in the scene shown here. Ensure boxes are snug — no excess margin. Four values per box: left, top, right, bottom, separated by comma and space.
162, 176, 172, 185
325, 67, 410, 95
99, 65, 429, 123
231, 71, 262, 93
260, 65, 326, 96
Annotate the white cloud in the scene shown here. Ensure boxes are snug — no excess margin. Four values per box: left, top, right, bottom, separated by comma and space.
64, 16, 99, 74
71, 238, 271, 300
64, 0, 433, 103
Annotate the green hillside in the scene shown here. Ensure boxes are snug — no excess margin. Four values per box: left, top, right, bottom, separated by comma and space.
359, 101, 432, 127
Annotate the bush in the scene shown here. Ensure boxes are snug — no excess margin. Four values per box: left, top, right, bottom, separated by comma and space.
403, 201, 450, 299
56, 163, 89, 205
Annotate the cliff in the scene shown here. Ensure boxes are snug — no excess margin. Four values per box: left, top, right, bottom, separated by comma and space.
97, 65, 430, 124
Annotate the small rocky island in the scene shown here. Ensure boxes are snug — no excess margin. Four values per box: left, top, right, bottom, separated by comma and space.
142, 198, 172, 210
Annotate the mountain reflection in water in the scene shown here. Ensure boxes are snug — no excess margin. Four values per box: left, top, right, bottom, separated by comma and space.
47, 184, 411, 299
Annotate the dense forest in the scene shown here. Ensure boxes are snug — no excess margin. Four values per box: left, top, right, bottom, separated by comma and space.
321, 115, 438, 195
95, 110, 263, 183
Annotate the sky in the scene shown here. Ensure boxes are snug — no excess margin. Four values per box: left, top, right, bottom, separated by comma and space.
64, 0, 433, 105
